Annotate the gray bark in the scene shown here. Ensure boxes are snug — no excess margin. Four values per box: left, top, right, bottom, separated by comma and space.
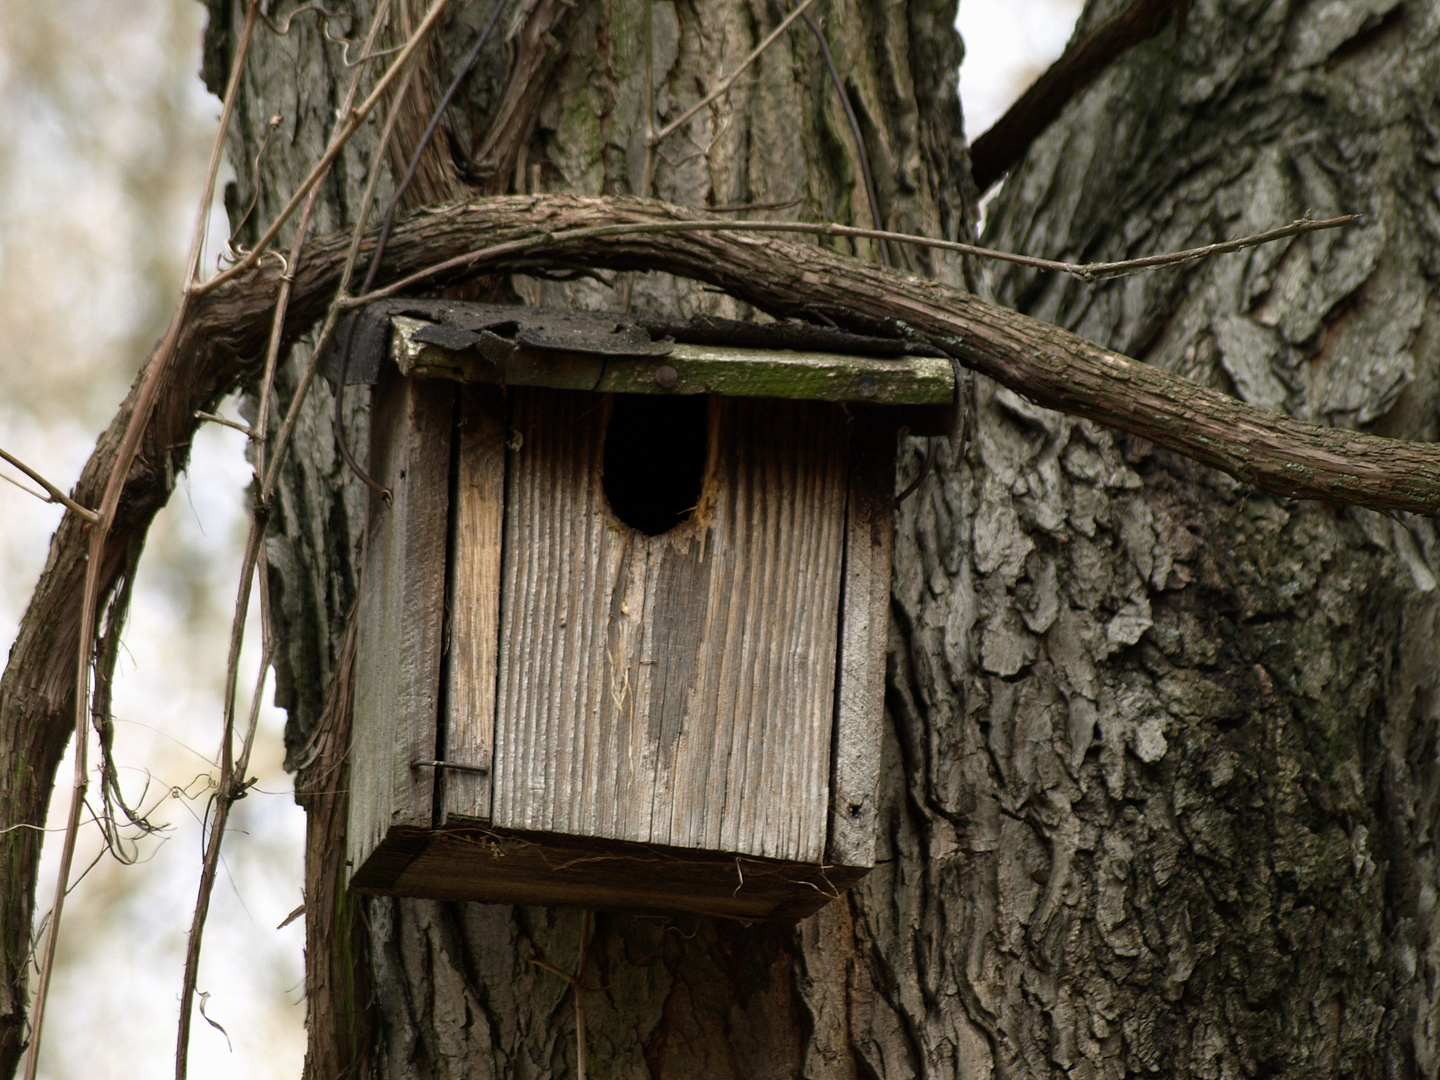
204, 0, 1440, 1077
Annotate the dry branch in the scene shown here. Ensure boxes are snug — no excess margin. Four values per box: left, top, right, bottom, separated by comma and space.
1, 191, 1435, 1071
356, 213, 1353, 298
20, 0, 267, 1067
0, 447, 99, 523
968, 0, 1186, 192
328, 196, 1432, 515
197, 0, 455, 294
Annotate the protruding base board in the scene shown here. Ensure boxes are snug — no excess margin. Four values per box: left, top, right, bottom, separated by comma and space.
349, 824, 871, 921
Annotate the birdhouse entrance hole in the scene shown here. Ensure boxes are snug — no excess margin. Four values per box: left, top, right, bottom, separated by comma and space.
602, 393, 710, 535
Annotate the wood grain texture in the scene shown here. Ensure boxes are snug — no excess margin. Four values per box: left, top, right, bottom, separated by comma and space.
826, 412, 896, 869
598, 345, 952, 403
487, 389, 849, 864
347, 371, 454, 878
440, 385, 506, 824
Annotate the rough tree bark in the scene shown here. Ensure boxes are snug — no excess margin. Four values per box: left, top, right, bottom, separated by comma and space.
936, 0, 1440, 1075
22, 0, 1430, 1078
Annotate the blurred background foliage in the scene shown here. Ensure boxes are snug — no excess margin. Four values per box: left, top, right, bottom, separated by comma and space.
0, 0, 1078, 1075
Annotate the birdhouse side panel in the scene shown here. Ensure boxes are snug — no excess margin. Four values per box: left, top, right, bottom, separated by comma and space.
348, 373, 454, 882
488, 390, 848, 865
828, 411, 897, 869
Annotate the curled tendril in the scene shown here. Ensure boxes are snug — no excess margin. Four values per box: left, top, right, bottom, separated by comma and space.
223, 113, 283, 264
259, 2, 407, 67
259, 1, 350, 38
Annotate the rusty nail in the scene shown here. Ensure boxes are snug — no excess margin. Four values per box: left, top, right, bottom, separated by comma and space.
654, 364, 679, 389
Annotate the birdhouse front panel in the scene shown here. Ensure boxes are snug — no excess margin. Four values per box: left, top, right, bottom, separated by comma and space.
345, 303, 954, 919
458, 388, 850, 865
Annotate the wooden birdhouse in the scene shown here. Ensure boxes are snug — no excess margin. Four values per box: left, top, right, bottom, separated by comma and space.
343, 301, 954, 919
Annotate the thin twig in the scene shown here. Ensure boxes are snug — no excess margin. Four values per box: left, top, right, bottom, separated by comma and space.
259, 0, 404, 69
257, 0, 434, 509
173, 643, 269, 1080
894, 436, 936, 505
705, 198, 802, 212
528, 911, 593, 1080
194, 411, 258, 437
91, 543, 157, 862
352, 212, 1356, 305
575, 909, 589, 1080
259, 0, 346, 38
619, 0, 658, 312
0, 446, 99, 523
193, 0, 455, 297
647, 0, 818, 148
0, 470, 48, 503
640, 0, 655, 196
21, 5, 263, 1077
223, 113, 282, 263
625, 0, 860, 307
327, 85, 429, 497
363, 0, 508, 286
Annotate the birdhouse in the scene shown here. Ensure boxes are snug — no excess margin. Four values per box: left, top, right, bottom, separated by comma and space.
343, 301, 954, 919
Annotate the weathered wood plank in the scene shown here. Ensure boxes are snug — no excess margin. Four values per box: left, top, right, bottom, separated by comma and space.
390, 315, 953, 404
348, 370, 454, 879
488, 390, 848, 863
826, 412, 897, 869
440, 385, 506, 824
597, 345, 953, 405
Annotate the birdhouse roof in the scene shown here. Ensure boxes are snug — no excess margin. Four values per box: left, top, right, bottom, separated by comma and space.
332, 300, 956, 408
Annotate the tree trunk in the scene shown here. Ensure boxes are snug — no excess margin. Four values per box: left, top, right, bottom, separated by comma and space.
213, 0, 973, 1076
945, 0, 1440, 1075
200, 0, 1440, 1078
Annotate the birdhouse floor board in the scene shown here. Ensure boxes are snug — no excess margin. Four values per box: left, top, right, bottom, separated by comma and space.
349, 825, 870, 921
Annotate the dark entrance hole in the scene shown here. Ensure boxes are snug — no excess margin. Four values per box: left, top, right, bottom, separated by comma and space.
603, 394, 710, 535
